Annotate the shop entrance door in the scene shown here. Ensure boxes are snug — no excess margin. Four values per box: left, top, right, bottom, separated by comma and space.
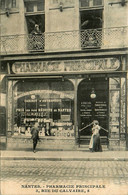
78, 77, 108, 145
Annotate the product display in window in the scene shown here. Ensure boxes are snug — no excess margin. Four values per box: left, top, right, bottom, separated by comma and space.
13, 80, 74, 138
109, 78, 120, 135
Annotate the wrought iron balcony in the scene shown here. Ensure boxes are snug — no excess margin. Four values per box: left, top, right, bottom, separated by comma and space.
0, 26, 128, 55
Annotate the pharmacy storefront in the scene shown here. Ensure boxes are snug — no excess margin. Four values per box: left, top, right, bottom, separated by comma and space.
6, 57, 127, 150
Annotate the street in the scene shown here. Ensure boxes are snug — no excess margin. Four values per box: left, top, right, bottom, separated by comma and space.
1, 160, 128, 195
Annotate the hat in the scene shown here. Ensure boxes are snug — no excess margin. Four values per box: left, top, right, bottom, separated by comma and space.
35, 24, 39, 27
93, 120, 99, 125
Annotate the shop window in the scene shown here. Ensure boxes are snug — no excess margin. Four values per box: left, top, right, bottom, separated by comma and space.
120, 78, 126, 134
109, 77, 126, 138
0, 106, 6, 136
109, 78, 120, 137
13, 80, 74, 138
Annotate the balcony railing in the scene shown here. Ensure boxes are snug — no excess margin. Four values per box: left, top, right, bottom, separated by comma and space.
0, 27, 128, 55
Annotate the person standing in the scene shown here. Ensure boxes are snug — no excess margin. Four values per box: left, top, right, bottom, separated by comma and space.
89, 120, 102, 152
89, 122, 96, 152
30, 24, 43, 50
31, 122, 40, 153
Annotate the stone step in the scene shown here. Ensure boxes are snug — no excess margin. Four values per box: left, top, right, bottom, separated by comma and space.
77, 144, 109, 151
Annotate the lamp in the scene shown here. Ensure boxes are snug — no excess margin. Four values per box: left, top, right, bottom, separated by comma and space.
90, 88, 96, 99
31, 95, 36, 99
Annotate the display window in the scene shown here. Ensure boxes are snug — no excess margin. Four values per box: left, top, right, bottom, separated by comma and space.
13, 79, 74, 138
109, 78, 120, 137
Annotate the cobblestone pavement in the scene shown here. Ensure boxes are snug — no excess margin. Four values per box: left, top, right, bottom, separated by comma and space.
1, 160, 128, 195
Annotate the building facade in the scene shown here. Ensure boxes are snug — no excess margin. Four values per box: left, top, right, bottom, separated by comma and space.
0, 0, 128, 150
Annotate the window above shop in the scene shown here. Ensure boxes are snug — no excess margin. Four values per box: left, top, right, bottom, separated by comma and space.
12, 0, 16, 7
0, 0, 5, 9
24, 0, 45, 14
0, 0, 18, 11
81, 9, 103, 29
26, 14, 45, 34
79, 0, 103, 8
24, 0, 45, 41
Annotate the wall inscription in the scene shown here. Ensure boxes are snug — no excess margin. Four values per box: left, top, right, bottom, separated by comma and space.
12, 58, 120, 74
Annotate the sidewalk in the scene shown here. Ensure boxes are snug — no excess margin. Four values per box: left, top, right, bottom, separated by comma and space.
1, 150, 128, 161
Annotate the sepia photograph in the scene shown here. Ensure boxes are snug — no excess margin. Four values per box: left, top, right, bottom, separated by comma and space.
0, 0, 128, 194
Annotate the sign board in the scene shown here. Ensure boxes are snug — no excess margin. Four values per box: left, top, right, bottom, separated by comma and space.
12, 58, 120, 74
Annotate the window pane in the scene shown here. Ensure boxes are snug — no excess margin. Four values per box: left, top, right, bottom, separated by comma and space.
26, 3, 34, 12
1, 0, 5, 9
80, 0, 89, 7
12, 0, 16, 8
37, 1, 45, 11
93, 0, 103, 6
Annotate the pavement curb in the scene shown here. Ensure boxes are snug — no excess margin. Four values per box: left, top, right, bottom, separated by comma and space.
1, 157, 128, 161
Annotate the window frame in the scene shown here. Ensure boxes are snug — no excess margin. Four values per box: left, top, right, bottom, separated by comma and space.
0, 0, 18, 12
11, 0, 16, 8
79, 0, 104, 9
25, 0, 45, 14
0, 0, 6, 10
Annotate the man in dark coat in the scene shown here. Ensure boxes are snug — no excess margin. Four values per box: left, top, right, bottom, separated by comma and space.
31, 122, 40, 153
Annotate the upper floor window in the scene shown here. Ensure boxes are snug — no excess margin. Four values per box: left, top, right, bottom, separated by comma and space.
80, 0, 103, 8
26, 2, 34, 12
0, 0, 5, 9
0, 0, 16, 10
79, 0, 103, 48
81, 9, 103, 29
24, 0, 45, 13
37, 1, 44, 11
93, 0, 103, 6
12, 0, 16, 8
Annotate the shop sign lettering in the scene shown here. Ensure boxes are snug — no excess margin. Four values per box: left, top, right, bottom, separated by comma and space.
12, 58, 120, 74
14, 90, 74, 100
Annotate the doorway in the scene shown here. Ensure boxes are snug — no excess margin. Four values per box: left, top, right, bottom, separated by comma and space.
78, 77, 108, 138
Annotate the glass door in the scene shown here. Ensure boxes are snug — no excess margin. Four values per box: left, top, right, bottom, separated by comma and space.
78, 77, 108, 137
